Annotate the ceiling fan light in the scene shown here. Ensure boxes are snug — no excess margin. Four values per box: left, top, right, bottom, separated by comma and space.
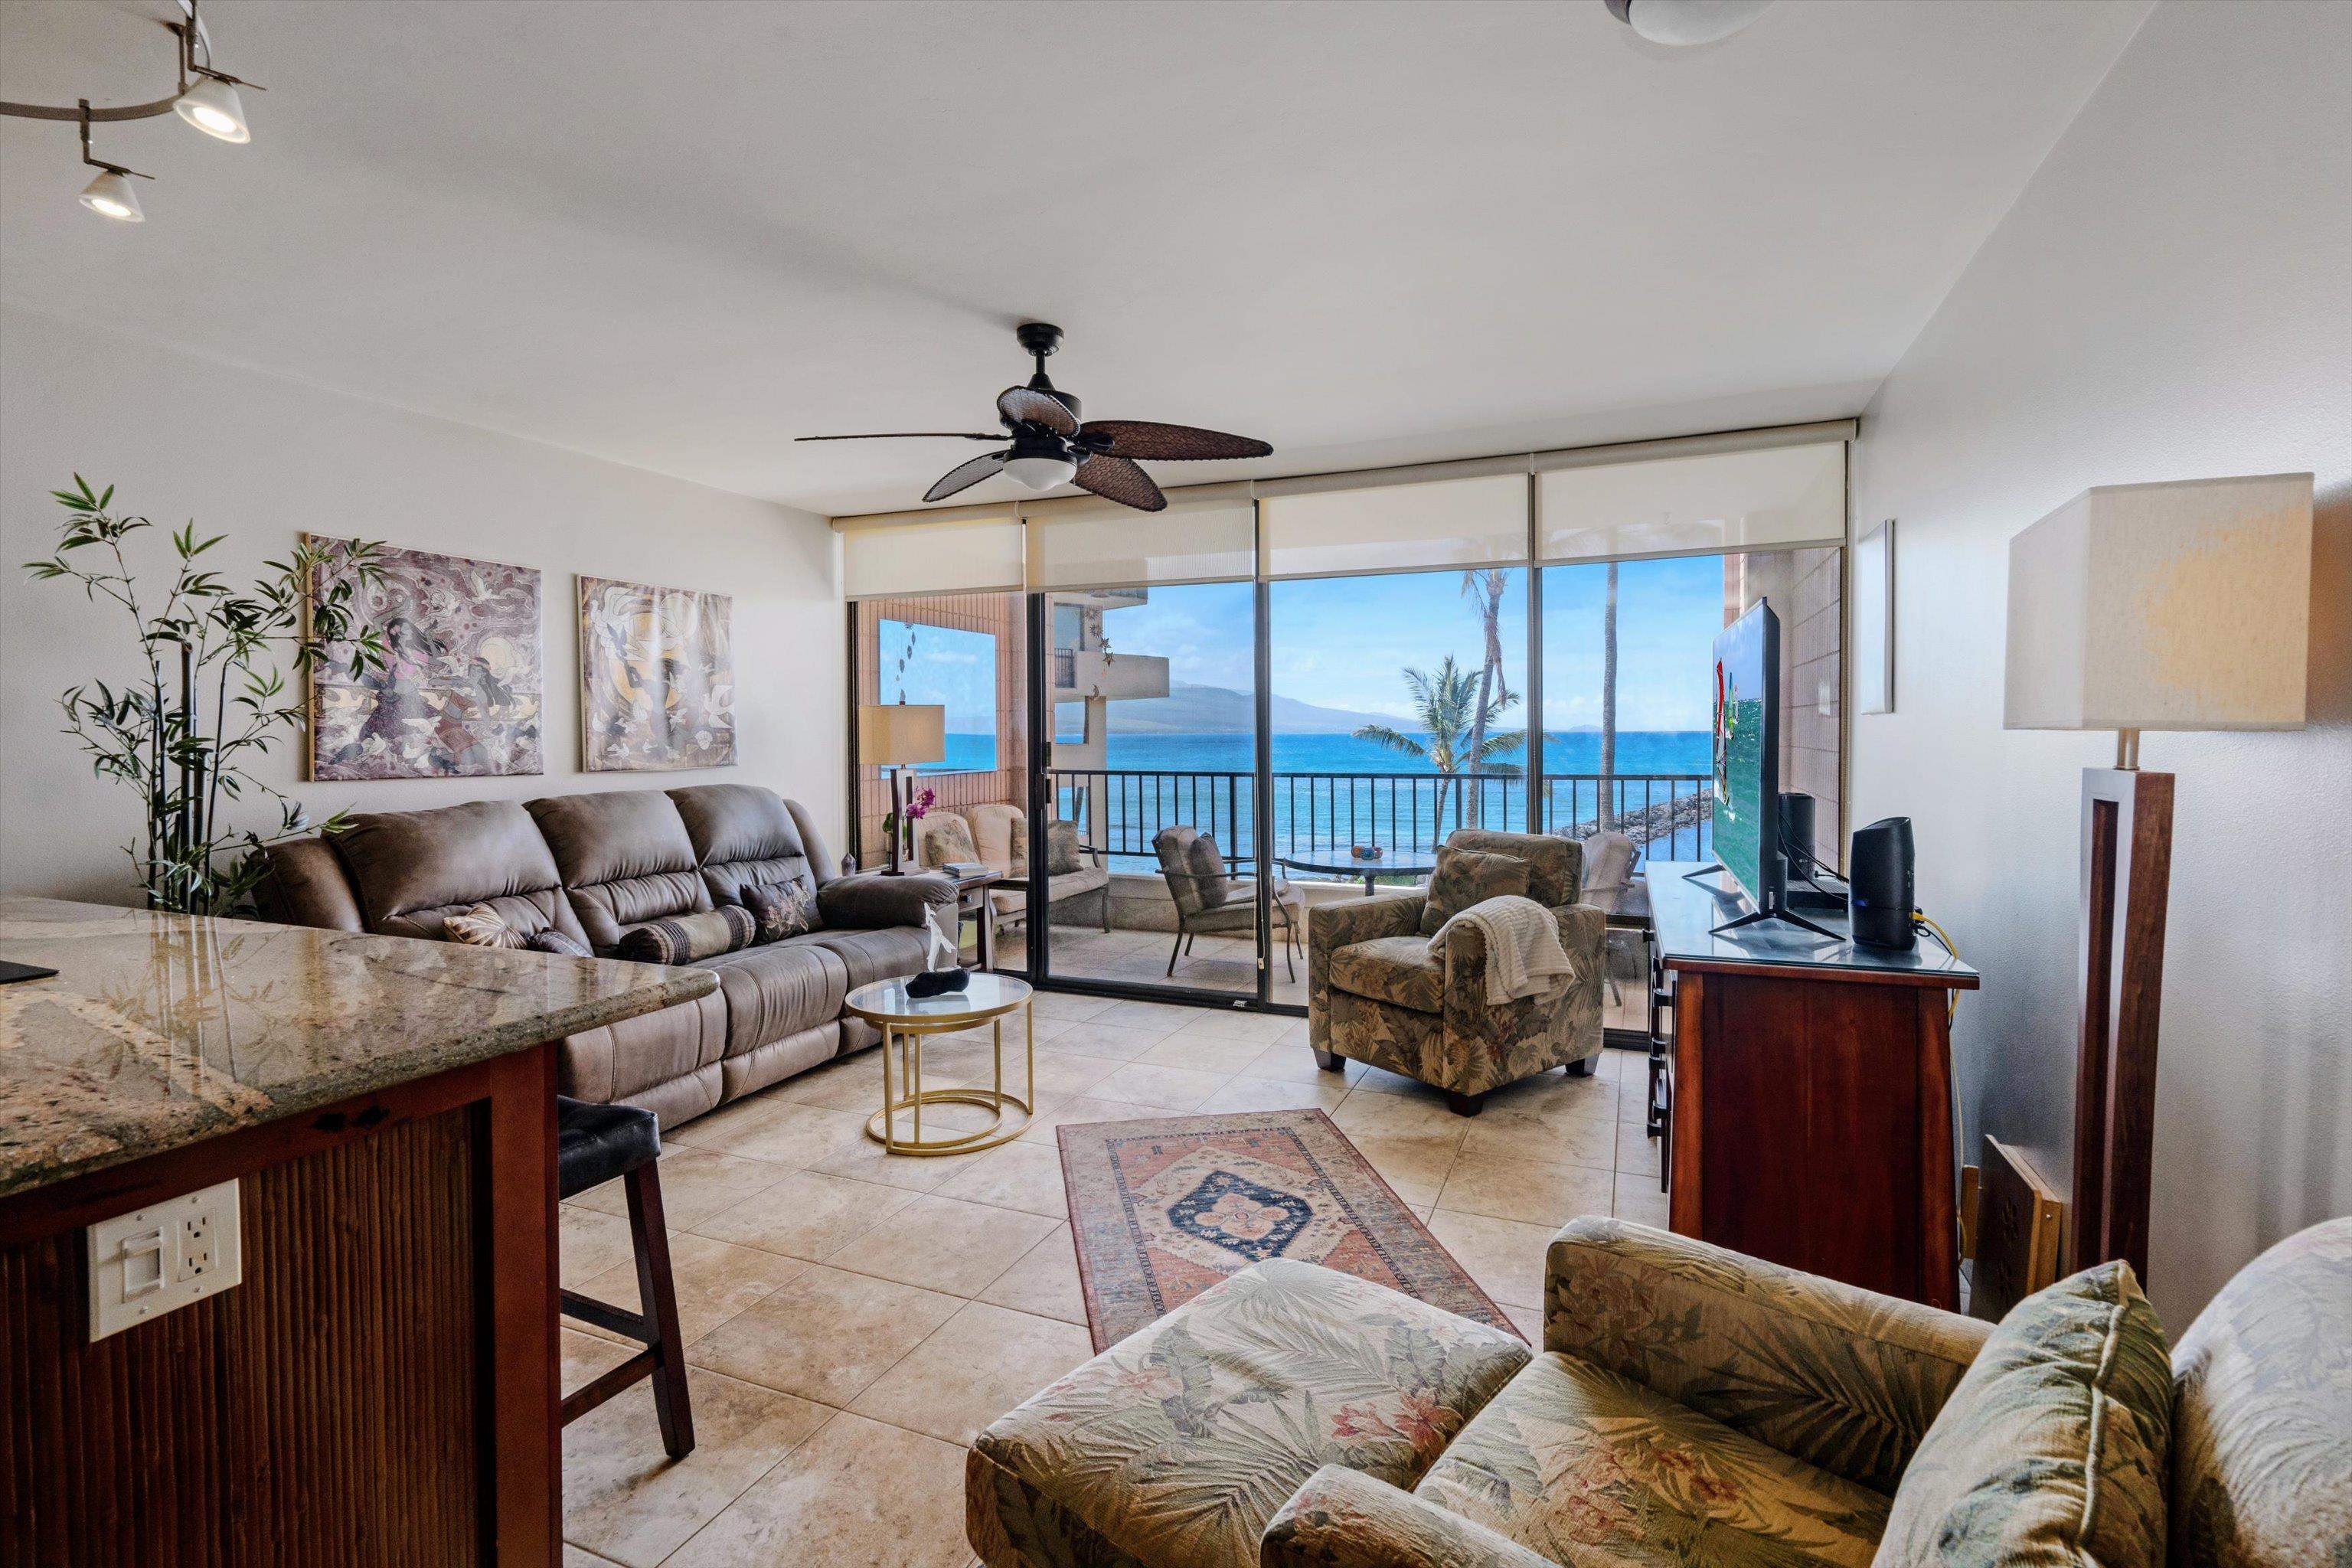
1003, 454, 1078, 491
175, 76, 250, 143
1606, 0, 1775, 47
78, 170, 145, 222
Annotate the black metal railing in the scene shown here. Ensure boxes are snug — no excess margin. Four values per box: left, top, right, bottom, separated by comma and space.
1046, 768, 1712, 873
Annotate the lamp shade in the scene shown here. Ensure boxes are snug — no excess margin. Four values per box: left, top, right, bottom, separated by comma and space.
2004, 472, 2312, 732
858, 702, 945, 766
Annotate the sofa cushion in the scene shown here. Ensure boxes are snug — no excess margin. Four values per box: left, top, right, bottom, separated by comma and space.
2170, 1217, 2352, 1568
969, 1258, 1530, 1568
528, 789, 710, 951
556, 987, 727, 1116
1329, 934, 1446, 1014
330, 799, 586, 946
802, 925, 932, 991
694, 939, 850, 1055
671, 784, 819, 907
1876, 1260, 2172, 1568
1420, 845, 1531, 936
1416, 1351, 1892, 1568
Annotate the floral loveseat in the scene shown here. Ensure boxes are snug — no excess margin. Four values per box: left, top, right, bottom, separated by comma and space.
969, 1214, 2351, 1568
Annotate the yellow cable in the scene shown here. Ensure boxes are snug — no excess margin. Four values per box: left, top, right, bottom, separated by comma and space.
1913, 912, 1962, 1024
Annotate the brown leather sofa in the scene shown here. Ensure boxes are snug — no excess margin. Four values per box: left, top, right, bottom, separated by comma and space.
256, 783, 950, 1128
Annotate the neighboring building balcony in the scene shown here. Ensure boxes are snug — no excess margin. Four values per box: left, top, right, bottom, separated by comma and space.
1050, 648, 1170, 702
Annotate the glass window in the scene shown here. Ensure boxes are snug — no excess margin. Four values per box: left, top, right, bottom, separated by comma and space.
878, 618, 998, 773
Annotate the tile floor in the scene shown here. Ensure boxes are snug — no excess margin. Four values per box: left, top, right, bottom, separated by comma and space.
560, 999, 1666, 1567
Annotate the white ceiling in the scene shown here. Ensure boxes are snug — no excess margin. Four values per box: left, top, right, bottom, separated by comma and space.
0, 0, 2151, 517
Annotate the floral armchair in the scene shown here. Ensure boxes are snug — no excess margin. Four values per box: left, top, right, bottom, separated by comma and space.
1307, 828, 1605, 1115
971, 1214, 2352, 1568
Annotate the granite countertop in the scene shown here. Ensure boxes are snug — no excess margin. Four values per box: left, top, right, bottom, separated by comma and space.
0, 896, 717, 1200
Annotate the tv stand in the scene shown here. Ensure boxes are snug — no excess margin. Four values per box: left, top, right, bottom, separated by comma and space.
1647, 860, 1979, 1310
1707, 901, 1841, 942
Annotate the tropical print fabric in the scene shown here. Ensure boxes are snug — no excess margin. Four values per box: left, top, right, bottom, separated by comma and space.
969, 1258, 1530, 1568
1544, 1218, 1991, 1495
921, 810, 980, 868
1446, 829, 1583, 908
1419, 848, 1532, 936
2168, 1217, 2352, 1568
1874, 1260, 2171, 1568
1328, 936, 1447, 1014
1263, 1465, 1560, 1568
1415, 1351, 1894, 1568
1308, 894, 1426, 1054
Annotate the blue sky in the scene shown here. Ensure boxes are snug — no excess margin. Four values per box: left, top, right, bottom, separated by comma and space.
886, 557, 1726, 734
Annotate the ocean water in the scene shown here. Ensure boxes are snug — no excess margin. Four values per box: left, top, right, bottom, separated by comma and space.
919, 730, 1714, 869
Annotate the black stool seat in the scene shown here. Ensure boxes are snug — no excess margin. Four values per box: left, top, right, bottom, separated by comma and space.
554, 1095, 692, 1459
557, 1096, 660, 1199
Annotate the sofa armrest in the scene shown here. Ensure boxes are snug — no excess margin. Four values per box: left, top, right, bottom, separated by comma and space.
1544, 1217, 1989, 1494
1260, 1466, 1555, 1568
818, 870, 956, 930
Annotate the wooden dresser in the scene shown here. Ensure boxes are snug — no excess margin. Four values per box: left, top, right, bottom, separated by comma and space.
1646, 864, 1978, 1310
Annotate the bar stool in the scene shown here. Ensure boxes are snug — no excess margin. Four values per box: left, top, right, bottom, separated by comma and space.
556, 1097, 694, 1459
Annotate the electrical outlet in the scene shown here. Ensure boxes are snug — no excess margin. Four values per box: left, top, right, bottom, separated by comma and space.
87, 1178, 242, 1341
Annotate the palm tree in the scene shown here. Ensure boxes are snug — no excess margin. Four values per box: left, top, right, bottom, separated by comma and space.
1599, 560, 1619, 829
1354, 655, 1524, 844
1459, 569, 1510, 825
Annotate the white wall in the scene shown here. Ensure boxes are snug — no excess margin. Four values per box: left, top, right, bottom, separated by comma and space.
1, 304, 844, 903
1851, 0, 2350, 1328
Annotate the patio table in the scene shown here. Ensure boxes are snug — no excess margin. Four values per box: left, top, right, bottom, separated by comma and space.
1276, 850, 1441, 899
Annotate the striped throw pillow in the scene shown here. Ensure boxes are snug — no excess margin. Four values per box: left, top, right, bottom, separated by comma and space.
616, 906, 756, 965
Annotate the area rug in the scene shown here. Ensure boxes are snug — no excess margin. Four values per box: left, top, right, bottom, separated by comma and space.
1057, 1108, 1520, 1351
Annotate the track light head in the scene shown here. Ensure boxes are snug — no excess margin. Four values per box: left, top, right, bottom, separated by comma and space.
79, 168, 145, 221
174, 74, 250, 142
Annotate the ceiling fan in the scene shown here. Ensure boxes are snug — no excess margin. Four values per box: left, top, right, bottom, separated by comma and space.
797, 322, 1272, 512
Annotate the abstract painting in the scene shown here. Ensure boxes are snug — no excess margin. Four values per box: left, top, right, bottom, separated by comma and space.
306, 537, 542, 780
578, 575, 735, 771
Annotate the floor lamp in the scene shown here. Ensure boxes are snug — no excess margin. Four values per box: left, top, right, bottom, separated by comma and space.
859, 702, 944, 874
2004, 472, 2313, 1281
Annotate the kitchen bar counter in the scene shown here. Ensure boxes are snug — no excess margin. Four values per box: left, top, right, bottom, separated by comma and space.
0, 895, 715, 1566
0, 896, 712, 1199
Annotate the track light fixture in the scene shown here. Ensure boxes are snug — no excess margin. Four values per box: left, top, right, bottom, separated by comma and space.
1, 0, 263, 223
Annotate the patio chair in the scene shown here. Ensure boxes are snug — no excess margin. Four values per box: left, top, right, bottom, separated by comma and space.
1573, 828, 1638, 1004
1152, 825, 1303, 982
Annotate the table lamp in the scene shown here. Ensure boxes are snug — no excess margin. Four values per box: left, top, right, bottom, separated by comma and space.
2004, 472, 2312, 1281
858, 702, 944, 874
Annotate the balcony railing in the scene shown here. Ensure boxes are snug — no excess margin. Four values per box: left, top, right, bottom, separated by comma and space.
1047, 768, 1713, 873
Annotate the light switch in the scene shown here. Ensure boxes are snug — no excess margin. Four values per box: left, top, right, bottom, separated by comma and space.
87, 1178, 242, 1341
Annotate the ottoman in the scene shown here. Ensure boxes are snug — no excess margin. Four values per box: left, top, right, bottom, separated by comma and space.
968, 1257, 1530, 1568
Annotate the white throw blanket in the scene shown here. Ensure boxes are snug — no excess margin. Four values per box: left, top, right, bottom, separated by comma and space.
1429, 894, 1576, 1005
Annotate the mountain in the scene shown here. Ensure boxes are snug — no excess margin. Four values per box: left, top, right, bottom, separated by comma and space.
1105, 682, 1393, 734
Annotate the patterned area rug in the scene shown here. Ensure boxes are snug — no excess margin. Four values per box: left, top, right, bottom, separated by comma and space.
1057, 1109, 1520, 1351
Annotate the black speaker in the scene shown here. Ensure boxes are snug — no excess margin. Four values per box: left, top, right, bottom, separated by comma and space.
1777, 792, 1818, 877
1847, 816, 1915, 950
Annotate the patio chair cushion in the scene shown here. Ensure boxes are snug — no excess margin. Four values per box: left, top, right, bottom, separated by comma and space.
1419, 845, 1530, 936
920, 811, 980, 868
1328, 934, 1446, 1014
1046, 818, 1086, 875
969, 1258, 1530, 1568
1185, 834, 1233, 911
1414, 1351, 1894, 1568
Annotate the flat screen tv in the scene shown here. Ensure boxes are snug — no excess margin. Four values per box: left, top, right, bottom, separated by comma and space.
1710, 600, 1780, 914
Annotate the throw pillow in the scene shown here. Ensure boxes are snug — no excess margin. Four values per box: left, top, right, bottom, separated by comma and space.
1419, 846, 1531, 935
1008, 815, 1029, 877
742, 879, 818, 943
443, 903, 526, 949
920, 812, 978, 869
1184, 833, 1231, 911
1046, 818, 1084, 876
526, 929, 592, 958
1874, 1260, 2172, 1568
616, 906, 757, 965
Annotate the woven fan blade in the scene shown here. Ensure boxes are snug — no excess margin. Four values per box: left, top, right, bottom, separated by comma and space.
923, 452, 1009, 502
1073, 453, 1167, 512
997, 386, 1079, 437
1077, 420, 1272, 460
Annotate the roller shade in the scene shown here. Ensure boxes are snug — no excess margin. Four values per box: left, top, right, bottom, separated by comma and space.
1257, 469, 1530, 580
1025, 482, 1255, 590
839, 510, 1024, 598
1537, 440, 1847, 564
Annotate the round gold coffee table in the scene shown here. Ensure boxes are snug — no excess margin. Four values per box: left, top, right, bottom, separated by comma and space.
843, 973, 1034, 1156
